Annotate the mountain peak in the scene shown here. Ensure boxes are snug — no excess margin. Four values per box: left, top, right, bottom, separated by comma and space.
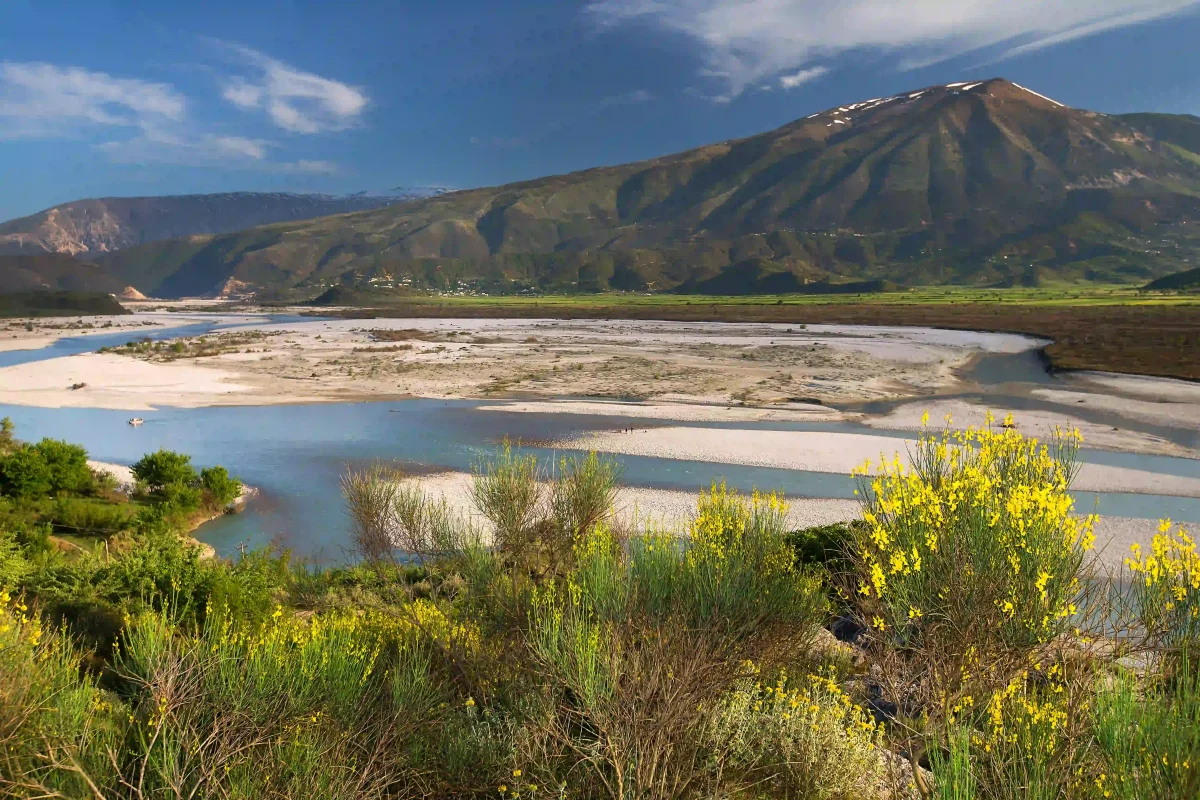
24, 77, 1200, 297
797, 78, 1068, 129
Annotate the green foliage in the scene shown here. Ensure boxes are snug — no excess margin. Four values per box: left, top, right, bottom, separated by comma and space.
712, 671, 886, 800
1093, 658, 1200, 800
4, 434, 1200, 800
472, 442, 543, 560
0, 446, 51, 499
199, 465, 242, 507
49, 496, 135, 535
132, 449, 197, 492
31, 438, 92, 494
787, 520, 861, 571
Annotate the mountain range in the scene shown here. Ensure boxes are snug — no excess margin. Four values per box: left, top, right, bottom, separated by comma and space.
0, 192, 403, 258
6, 79, 1200, 298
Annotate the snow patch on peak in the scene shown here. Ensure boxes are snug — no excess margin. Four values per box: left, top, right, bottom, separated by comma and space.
1012, 83, 1065, 108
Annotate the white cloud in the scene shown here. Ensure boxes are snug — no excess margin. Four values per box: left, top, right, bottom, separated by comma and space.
587, 0, 1200, 99
96, 128, 271, 166
602, 88, 653, 106
0, 61, 185, 138
469, 135, 530, 149
779, 66, 829, 90
215, 42, 368, 133
283, 159, 338, 174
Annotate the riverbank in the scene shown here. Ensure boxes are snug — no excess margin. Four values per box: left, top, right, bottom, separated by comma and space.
551, 427, 1200, 498
88, 460, 256, 559
0, 316, 1035, 410
310, 294, 1200, 382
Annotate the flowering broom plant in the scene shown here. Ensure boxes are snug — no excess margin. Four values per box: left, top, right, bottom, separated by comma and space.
851, 417, 1095, 654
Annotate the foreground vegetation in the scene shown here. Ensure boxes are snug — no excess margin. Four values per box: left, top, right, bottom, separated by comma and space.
2, 422, 1198, 798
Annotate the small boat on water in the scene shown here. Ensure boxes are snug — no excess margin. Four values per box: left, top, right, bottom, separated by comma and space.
128, 418, 144, 427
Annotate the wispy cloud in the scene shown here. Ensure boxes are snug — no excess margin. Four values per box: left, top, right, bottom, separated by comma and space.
0, 61, 185, 139
587, 0, 1200, 99
0, 47, 357, 176
779, 66, 828, 90
95, 129, 270, 165
469, 135, 530, 149
214, 41, 368, 134
598, 88, 654, 109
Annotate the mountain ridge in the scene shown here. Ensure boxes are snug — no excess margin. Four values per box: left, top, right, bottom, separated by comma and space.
32, 78, 1200, 297
0, 192, 403, 258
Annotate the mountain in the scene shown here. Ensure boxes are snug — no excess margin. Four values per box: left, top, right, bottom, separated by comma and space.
86, 79, 1200, 297
0, 254, 132, 295
0, 291, 129, 318
1144, 266, 1200, 292
0, 192, 399, 258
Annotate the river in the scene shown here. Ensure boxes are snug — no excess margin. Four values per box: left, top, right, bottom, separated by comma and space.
1, 314, 1197, 561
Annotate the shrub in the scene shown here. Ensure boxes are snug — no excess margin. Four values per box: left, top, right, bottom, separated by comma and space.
548, 451, 621, 546
472, 442, 543, 559
851, 422, 1093, 651
340, 462, 402, 565
0, 417, 14, 455
0, 446, 51, 499
31, 438, 92, 494
132, 449, 197, 492
1126, 521, 1200, 655
1093, 656, 1200, 800
50, 497, 135, 535
159, 481, 203, 513
0, 588, 124, 798
711, 669, 887, 800
629, 484, 826, 636
850, 421, 1093, 681
200, 465, 242, 508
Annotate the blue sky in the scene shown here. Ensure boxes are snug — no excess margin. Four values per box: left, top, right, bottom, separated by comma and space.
2, 0, 1200, 221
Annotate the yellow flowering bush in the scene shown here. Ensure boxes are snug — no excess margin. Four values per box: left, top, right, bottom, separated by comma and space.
1, 586, 122, 797
711, 667, 887, 800
852, 419, 1094, 650
1126, 521, 1200, 650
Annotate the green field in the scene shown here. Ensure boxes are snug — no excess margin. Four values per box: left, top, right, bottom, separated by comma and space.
330, 285, 1200, 309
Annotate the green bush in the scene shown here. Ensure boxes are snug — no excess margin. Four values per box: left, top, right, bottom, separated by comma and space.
132, 449, 197, 492
1094, 657, 1200, 800
0, 446, 52, 499
159, 481, 203, 513
50, 497, 134, 535
200, 465, 242, 508
0, 417, 14, 454
31, 438, 92, 494
787, 520, 860, 571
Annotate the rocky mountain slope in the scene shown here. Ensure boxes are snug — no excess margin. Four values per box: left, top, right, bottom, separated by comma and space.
47, 79, 1200, 296
0, 192, 400, 258
0, 254, 132, 295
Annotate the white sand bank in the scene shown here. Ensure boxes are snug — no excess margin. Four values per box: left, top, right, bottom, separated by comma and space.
0, 353, 256, 410
400, 471, 861, 535
1032, 388, 1200, 431
862, 400, 1196, 458
478, 399, 850, 423
554, 427, 1200, 498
